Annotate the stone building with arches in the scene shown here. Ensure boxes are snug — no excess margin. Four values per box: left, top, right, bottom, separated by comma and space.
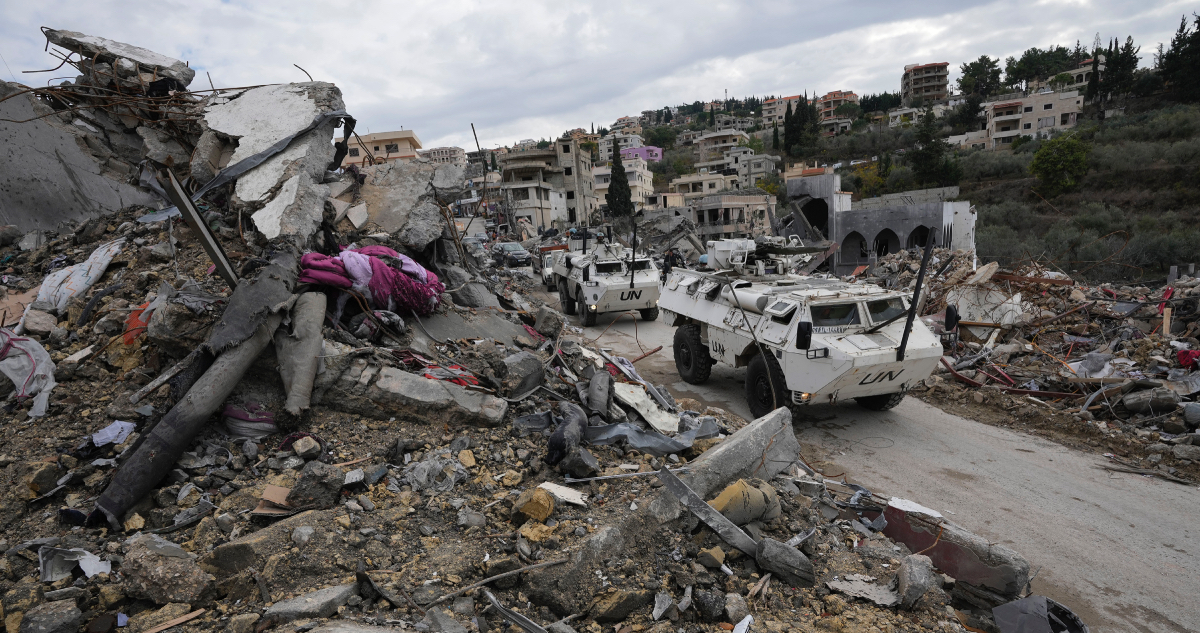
780, 173, 975, 276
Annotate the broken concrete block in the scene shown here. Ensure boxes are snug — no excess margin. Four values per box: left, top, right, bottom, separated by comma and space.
121, 533, 215, 605
346, 203, 368, 229
421, 608, 468, 633
16, 599, 80, 633
22, 310, 57, 336
1172, 444, 1200, 461
534, 305, 566, 338
724, 592, 749, 624
364, 367, 507, 426
292, 436, 321, 460
357, 159, 461, 249
137, 126, 190, 166
1122, 387, 1179, 414
897, 554, 937, 609
558, 446, 600, 478
755, 538, 815, 588
285, 460, 343, 509
882, 498, 1029, 605
501, 351, 543, 397
263, 583, 356, 624
329, 198, 351, 223
44, 29, 196, 86
692, 590, 725, 622
147, 302, 210, 358
190, 129, 226, 185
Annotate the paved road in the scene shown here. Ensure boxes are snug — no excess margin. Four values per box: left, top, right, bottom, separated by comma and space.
552, 302, 1200, 633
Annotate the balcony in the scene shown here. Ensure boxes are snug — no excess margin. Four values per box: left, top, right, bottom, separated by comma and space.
992, 113, 1022, 122
991, 128, 1022, 139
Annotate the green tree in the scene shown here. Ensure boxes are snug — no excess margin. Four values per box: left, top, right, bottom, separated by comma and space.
1030, 135, 1090, 196
664, 108, 674, 123
1107, 36, 1141, 96
536, 139, 550, 149
772, 124, 780, 150
1161, 14, 1200, 102
948, 94, 984, 130
783, 102, 795, 154
957, 55, 1003, 97
1086, 52, 1102, 101
606, 149, 635, 220
909, 109, 960, 187
490, 152, 497, 171
834, 102, 862, 120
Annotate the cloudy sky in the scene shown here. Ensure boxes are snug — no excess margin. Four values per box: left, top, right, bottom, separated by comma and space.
1, 0, 1193, 150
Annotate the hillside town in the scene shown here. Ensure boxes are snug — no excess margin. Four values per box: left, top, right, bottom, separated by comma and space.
0, 9, 1198, 633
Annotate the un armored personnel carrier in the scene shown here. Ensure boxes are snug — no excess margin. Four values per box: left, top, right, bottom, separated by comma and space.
551, 230, 661, 326
659, 237, 951, 418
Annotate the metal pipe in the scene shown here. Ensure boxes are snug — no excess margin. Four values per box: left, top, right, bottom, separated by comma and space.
897, 232, 937, 362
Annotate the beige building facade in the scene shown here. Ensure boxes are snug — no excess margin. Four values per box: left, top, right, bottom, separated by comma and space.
334, 130, 422, 168
901, 62, 950, 106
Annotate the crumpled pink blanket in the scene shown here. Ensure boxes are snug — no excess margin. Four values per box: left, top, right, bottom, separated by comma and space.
299, 247, 444, 315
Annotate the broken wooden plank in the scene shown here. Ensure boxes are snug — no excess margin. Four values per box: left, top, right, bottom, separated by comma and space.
991, 273, 1075, 286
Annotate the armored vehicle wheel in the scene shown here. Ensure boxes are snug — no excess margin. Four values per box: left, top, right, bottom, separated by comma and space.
639, 306, 660, 321
674, 324, 712, 385
581, 296, 598, 326
746, 351, 788, 419
559, 281, 576, 315
854, 392, 905, 411
546, 278, 556, 291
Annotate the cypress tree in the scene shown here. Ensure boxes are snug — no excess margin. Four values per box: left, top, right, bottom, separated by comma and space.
772, 124, 780, 150
606, 149, 635, 220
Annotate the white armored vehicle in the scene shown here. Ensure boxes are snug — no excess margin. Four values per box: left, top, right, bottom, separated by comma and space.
551, 230, 661, 326
659, 238, 951, 418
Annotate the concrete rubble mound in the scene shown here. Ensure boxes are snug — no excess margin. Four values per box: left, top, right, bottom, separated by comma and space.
0, 27, 1085, 633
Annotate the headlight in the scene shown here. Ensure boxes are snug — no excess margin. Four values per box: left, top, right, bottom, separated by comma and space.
584, 281, 600, 287
589, 305, 597, 311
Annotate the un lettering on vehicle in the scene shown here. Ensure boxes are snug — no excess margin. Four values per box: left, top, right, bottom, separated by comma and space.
620, 290, 642, 301
858, 369, 904, 385
710, 340, 726, 356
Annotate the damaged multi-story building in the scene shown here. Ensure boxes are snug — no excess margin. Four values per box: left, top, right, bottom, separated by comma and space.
498, 137, 598, 229
779, 172, 975, 275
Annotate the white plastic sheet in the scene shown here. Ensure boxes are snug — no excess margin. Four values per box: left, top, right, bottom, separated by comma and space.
0, 329, 57, 417
21, 238, 126, 318
92, 420, 136, 446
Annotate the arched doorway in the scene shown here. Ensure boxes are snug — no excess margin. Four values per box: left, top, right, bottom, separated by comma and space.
841, 231, 867, 265
873, 229, 900, 258
906, 226, 930, 249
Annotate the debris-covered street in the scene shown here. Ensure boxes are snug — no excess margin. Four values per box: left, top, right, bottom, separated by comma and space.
560, 308, 1200, 632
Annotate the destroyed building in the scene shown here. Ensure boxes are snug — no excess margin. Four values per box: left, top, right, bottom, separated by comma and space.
779, 173, 975, 276
0, 27, 1107, 633
498, 137, 597, 229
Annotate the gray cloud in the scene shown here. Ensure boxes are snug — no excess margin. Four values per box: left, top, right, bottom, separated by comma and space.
0, 0, 1189, 150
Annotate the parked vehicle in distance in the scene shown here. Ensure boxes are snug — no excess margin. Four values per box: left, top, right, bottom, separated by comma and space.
492, 242, 531, 267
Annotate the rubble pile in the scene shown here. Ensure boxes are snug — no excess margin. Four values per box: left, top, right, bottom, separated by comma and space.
0, 28, 1076, 633
859, 247, 1200, 483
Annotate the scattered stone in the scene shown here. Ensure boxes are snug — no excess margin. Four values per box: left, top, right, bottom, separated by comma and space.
292, 526, 314, 547
534, 305, 566, 338
692, 590, 726, 622
125, 603, 192, 633
588, 589, 653, 623
696, 546, 725, 568
21, 310, 57, 337
263, 583, 357, 624
421, 608, 468, 633
225, 613, 260, 633
121, 533, 215, 605
456, 509, 486, 528
755, 538, 815, 587
17, 599, 80, 633
501, 351, 544, 396
511, 488, 555, 523
898, 554, 938, 609
286, 461, 344, 509
293, 436, 322, 459
558, 447, 600, 478
724, 593, 749, 624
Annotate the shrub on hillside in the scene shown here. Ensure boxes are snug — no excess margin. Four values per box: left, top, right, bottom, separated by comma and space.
1031, 135, 1090, 196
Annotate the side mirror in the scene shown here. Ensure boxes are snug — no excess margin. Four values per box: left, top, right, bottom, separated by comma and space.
945, 305, 960, 331
796, 321, 813, 350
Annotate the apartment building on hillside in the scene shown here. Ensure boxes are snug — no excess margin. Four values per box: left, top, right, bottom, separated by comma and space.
901, 62, 950, 106
762, 95, 802, 125
694, 146, 780, 189
599, 132, 644, 161
620, 146, 663, 162
715, 113, 755, 131
594, 156, 654, 209
690, 194, 775, 240
817, 91, 858, 121
612, 116, 640, 131
981, 89, 1083, 149
335, 130, 422, 168
669, 171, 740, 203
418, 146, 466, 167
693, 129, 749, 162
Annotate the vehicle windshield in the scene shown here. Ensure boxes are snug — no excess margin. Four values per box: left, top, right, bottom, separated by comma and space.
595, 262, 623, 274
500, 243, 523, 252
630, 259, 654, 271
866, 297, 907, 324
810, 303, 861, 327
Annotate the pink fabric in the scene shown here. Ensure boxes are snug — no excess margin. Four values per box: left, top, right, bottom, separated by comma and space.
300, 247, 445, 316
298, 253, 352, 288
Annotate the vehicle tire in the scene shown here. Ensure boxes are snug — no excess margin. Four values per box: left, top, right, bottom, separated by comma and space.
745, 351, 788, 419
854, 392, 905, 411
546, 277, 556, 292
559, 281, 576, 315
581, 294, 598, 327
674, 324, 712, 385
639, 306, 660, 321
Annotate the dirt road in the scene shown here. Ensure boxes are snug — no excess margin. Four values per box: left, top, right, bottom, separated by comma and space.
559, 304, 1200, 633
